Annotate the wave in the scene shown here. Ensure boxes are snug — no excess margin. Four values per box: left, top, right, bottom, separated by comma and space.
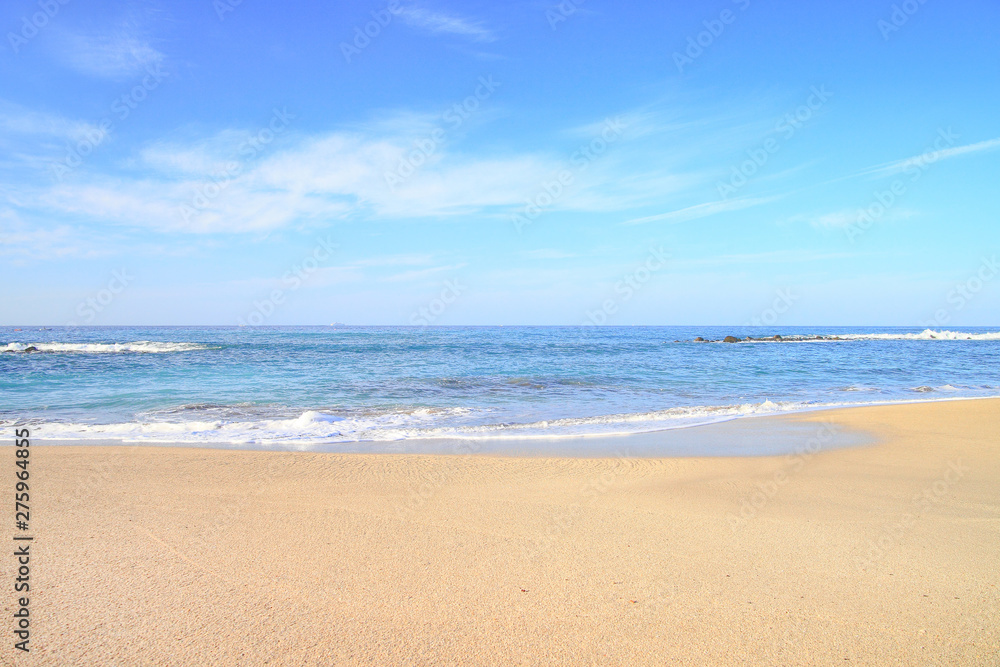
836, 329, 1000, 341
696, 329, 1000, 343
2, 341, 210, 354
19, 397, 956, 446
911, 384, 962, 393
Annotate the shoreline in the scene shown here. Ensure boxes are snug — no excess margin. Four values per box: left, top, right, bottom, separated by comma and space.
26, 410, 873, 458
16, 398, 1000, 663
21, 393, 1000, 455
21, 396, 1000, 458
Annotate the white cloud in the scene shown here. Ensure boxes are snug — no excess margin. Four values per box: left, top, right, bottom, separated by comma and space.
381, 263, 467, 283
398, 6, 495, 42
0, 101, 106, 143
352, 254, 435, 267
791, 208, 916, 229
621, 196, 779, 226
857, 136, 1000, 180
0, 209, 110, 260
521, 249, 577, 260
9, 103, 765, 234
56, 29, 165, 79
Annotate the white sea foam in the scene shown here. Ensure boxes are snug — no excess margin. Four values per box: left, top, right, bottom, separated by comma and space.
762, 329, 1000, 342
2, 341, 209, 353
911, 384, 962, 393
20, 398, 907, 446
836, 329, 1000, 341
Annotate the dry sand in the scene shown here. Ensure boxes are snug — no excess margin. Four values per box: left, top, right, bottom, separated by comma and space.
11, 398, 1000, 665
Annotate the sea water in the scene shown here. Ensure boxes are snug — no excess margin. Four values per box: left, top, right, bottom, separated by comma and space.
1, 326, 998, 449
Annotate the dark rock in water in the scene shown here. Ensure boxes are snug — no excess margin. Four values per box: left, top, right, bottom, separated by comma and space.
23, 346, 38, 352
694, 337, 705, 342
773, 335, 782, 340
673, 340, 680, 343
723, 336, 739, 343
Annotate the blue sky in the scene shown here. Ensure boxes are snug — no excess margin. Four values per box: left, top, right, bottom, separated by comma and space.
1, 0, 998, 325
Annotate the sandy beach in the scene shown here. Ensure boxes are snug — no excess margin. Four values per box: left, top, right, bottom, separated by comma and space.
14, 398, 999, 665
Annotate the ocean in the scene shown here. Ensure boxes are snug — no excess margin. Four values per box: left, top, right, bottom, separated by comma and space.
2, 326, 998, 449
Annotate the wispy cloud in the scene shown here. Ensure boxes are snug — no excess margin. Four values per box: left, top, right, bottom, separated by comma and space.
670, 249, 868, 268
398, 5, 495, 42
0, 210, 114, 260
381, 263, 467, 283
352, 254, 435, 267
0, 102, 105, 143
19, 125, 560, 232
620, 196, 779, 226
4, 102, 778, 236
521, 249, 577, 260
55, 28, 164, 79
792, 208, 916, 230
856, 136, 1000, 180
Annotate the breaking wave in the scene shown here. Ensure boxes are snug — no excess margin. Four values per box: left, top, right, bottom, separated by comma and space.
2, 341, 211, 354
19, 397, 953, 446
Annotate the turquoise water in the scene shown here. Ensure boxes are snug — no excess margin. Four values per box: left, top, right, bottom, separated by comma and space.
1, 326, 998, 447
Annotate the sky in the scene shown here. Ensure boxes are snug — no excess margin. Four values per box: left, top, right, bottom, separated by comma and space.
1, 0, 998, 326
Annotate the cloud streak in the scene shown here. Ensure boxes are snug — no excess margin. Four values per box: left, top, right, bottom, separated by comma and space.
55, 29, 165, 79
398, 6, 495, 42
791, 208, 916, 230
620, 196, 779, 226
11, 108, 709, 233
0, 102, 105, 142
856, 136, 1000, 180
